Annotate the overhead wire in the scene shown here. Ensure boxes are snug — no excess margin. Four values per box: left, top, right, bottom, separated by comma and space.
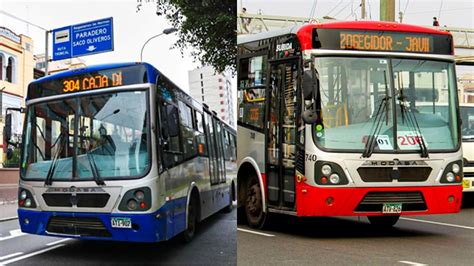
309, 0, 318, 18
333, 0, 354, 18
326, 0, 344, 17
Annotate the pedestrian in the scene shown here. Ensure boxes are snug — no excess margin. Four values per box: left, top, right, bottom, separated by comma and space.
433, 17, 440, 27
241, 7, 252, 33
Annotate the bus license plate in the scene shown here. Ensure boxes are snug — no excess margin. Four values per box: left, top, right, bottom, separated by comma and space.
382, 203, 402, 214
111, 217, 132, 228
462, 180, 471, 189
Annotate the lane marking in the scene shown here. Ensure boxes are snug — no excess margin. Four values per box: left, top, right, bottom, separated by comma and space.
0, 244, 66, 265
237, 228, 275, 237
399, 260, 427, 266
0, 253, 24, 261
400, 217, 474, 230
0, 230, 26, 242
46, 238, 71, 246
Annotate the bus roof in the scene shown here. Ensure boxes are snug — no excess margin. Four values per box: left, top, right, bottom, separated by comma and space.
31, 62, 159, 85
238, 20, 451, 45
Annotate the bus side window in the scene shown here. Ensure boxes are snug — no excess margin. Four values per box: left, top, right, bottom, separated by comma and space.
178, 101, 197, 159
195, 110, 208, 156
159, 102, 182, 168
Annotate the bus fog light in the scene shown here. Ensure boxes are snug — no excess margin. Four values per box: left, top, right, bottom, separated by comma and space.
452, 163, 460, 174
127, 199, 138, 210
446, 172, 455, 182
321, 176, 328, 184
329, 174, 340, 184
321, 165, 332, 176
20, 190, 27, 200
24, 198, 32, 208
24, 218, 29, 225
448, 195, 454, 203
326, 197, 334, 205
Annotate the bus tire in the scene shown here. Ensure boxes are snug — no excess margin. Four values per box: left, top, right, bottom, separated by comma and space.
367, 216, 400, 227
245, 177, 266, 228
223, 182, 235, 213
182, 195, 198, 243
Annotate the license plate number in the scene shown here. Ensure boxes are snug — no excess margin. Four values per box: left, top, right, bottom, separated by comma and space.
382, 203, 402, 214
111, 217, 131, 228
462, 180, 471, 189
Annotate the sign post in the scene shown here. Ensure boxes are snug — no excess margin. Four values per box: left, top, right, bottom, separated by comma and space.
52, 17, 114, 61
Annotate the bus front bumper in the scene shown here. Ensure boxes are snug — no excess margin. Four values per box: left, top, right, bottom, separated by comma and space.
17, 203, 181, 243
295, 184, 462, 217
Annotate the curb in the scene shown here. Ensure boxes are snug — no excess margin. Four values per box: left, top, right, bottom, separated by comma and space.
0, 216, 18, 222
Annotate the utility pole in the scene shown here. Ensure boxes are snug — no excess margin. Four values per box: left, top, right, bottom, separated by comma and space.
380, 0, 395, 22
361, 0, 366, 20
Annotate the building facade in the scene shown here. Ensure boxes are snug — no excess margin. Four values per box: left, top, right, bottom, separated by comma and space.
0, 27, 35, 167
188, 65, 235, 127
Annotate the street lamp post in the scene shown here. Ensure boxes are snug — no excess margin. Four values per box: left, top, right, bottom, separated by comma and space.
140, 27, 178, 62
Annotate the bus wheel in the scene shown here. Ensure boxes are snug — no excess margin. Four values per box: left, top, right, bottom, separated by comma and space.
367, 216, 400, 227
182, 196, 198, 243
245, 178, 265, 228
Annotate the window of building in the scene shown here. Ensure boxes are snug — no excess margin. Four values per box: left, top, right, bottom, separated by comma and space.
220, 101, 224, 105
218, 78, 223, 82
6, 57, 15, 83
219, 86, 223, 90
201, 81, 204, 87
220, 93, 224, 97
200, 73, 203, 79
0, 54, 3, 80
221, 108, 225, 112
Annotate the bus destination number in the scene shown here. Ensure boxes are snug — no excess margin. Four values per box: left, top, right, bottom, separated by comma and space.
62, 72, 123, 93
340, 32, 432, 53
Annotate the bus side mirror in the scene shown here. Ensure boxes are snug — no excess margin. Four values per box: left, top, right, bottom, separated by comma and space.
302, 71, 314, 101
6, 147, 14, 160
4, 113, 12, 144
302, 109, 318, 124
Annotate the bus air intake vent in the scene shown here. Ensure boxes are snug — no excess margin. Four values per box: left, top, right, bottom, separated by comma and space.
357, 167, 431, 182
47, 216, 111, 237
354, 191, 427, 212
43, 193, 110, 208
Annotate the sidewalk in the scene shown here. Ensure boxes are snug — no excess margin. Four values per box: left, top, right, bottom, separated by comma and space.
0, 184, 18, 220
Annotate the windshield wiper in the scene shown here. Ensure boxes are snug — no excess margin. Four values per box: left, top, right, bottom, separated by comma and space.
362, 95, 391, 158
45, 132, 66, 186
363, 71, 391, 158
86, 151, 105, 186
397, 91, 429, 158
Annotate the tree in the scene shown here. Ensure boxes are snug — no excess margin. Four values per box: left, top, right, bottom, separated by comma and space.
156, 0, 236, 73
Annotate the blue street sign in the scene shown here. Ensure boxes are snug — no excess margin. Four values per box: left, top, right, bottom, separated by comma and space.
52, 17, 114, 61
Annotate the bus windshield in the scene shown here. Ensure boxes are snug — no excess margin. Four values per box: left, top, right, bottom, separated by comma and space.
21, 90, 150, 181
313, 56, 459, 153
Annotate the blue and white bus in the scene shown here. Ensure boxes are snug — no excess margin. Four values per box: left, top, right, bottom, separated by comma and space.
4, 62, 237, 242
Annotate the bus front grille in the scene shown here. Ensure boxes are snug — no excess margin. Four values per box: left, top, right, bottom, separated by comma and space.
43, 193, 110, 208
357, 167, 431, 182
354, 191, 427, 212
47, 216, 111, 237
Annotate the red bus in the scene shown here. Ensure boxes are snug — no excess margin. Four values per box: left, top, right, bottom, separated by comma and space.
237, 21, 462, 228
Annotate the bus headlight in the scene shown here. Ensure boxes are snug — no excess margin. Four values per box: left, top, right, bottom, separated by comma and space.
452, 163, 460, 174
321, 165, 332, 176
18, 188, 37, 208
329, 174, 340, 184
20, 191, 27, 200
315, 161, 349, 186
446, 172, 455, 183
440, 160, 463, 184
119, 187, 151, 212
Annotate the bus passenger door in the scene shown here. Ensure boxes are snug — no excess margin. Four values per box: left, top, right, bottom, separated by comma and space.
266, 60, 298, 209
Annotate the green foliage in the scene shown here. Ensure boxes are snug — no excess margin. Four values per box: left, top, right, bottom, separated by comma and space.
156, 0, 236, 73
3, 147, 20, 168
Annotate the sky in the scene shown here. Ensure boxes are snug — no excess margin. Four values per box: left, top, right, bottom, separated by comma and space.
239, 0, 474, 28
1, 0, 201, 90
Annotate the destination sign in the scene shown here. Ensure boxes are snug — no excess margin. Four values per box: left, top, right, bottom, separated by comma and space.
62, 71, 123, 93
312, 29, 452, 55
339, 31, 432, 53
27, 65, 148, 100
